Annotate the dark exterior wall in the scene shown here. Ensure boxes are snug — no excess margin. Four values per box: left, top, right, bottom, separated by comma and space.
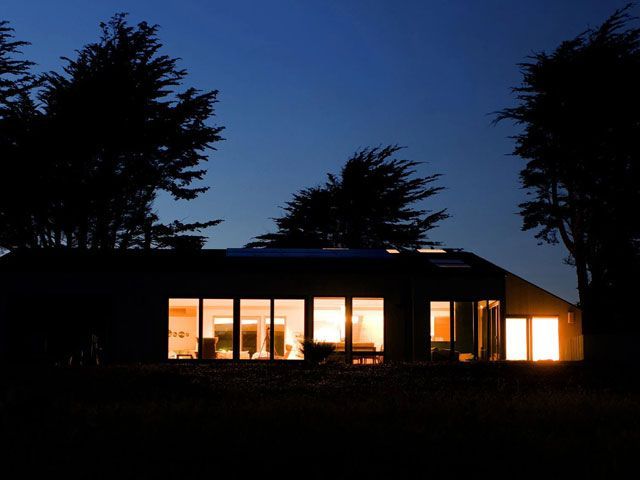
0, 261, 506, 364
505, 273, 583, 360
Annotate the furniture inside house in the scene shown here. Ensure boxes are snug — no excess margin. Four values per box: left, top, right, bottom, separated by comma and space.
275, 344, 293, 360
431, 347, 460, 361
332, 341, 381, 364
175, 351, 196, 359
202, 337, 219, 359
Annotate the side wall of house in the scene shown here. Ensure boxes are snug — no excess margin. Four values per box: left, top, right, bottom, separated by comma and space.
505, 273, 583, 360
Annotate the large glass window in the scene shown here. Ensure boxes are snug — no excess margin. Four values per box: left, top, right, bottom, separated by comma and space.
274, 299, 305, 360
430, 301, 452, 346
168, 298, 199, 359
202, 299, 234, 359
477, 302, 489, 360
506, 317, 527, 360
352, 298, 384, 352
313, 297, 346, 350
532, 317, 559, 361
477, 300, 501, 360
240, 299, 271, 360
431, 300, 499, 361
454, 302, 474, 360
352, 298, 384, 364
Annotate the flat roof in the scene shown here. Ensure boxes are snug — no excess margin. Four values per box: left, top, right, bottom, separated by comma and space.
0, 247, 503, 277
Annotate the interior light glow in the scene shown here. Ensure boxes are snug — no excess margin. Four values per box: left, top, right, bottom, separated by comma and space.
506, 318, 527, 360
532, 317, 559, 361
313, 306, 345, 343
213, 317, 233, 325
417, 248, 447, 253
386, 249, 400, 254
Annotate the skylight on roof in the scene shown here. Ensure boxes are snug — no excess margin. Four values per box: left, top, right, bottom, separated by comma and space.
429, 258, 470, 268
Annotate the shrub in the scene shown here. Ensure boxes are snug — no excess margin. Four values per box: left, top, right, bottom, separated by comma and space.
299, 339, 336, 364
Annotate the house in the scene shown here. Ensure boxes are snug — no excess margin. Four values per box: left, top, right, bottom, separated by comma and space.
0, 248, 583, 364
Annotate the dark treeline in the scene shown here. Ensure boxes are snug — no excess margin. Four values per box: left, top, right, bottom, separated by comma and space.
0, 14, 223, 251
0, 13, 449, 253
497, 5, 640, 337
248, 145, 449, 249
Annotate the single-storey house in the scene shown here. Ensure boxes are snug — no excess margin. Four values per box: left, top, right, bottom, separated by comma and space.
0, 248, 583, 364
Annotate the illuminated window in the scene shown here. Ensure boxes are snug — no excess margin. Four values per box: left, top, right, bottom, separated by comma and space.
352, 298, 384, 361
168, 298, 199, 359
506, 317, 527, 360
313, 297, 346, 349
430, 301, 451, 343
454, 302, 474, 360
477, 300, 501, 360
240, 299, 271, 360
430, 301, 475, 360
202, 299, 233, 359
532, 317, 559, 361
274, 299, 305, 360
505, 316, 559, 361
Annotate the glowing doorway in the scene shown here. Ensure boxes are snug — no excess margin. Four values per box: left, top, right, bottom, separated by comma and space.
506, 317, 527, 360
532, 317, 559, 361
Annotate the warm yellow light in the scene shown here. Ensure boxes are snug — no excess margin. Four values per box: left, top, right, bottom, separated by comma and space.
313, 302, 345, 343
506, 318, 527, 360
213, 317, 233, 325
532, 317, 559, 361
417, 248, 446, 253
386, 249, 400, 254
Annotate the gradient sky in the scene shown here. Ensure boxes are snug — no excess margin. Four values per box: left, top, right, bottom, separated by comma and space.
3, 0, 630, 302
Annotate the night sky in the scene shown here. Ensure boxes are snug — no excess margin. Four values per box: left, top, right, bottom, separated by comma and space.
3, 0, 629, 302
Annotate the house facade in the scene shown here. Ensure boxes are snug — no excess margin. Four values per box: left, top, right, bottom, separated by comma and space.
0, 248, 583, 364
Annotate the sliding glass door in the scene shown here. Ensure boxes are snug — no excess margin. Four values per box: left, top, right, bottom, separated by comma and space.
505, 316, 559, 361
532, 317, 559, 361
313, 297, 384, 364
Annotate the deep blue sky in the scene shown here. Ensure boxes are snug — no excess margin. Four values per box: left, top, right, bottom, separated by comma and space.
3, 0, 630, 302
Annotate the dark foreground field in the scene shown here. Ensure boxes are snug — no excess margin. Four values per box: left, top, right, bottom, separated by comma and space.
1, 362, 639, 477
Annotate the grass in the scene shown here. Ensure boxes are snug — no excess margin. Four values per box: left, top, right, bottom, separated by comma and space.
1, 362, 639, 477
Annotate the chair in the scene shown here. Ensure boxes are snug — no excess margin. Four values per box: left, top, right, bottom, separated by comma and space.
202, 337, 219, 359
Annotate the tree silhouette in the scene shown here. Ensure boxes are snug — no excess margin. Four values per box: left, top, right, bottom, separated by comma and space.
248, 145, 449, 249
496, 5, 640, 337
0, 21, 34, 106
0, 14, 223, 251
0, 21, 41, 250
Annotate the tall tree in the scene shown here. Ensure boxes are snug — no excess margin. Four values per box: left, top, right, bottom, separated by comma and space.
0, 20, 40, 250
0, 20, 34, 107
248, 145, 449, 249
496, 5, 640, 339
0, 14, 224, 251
